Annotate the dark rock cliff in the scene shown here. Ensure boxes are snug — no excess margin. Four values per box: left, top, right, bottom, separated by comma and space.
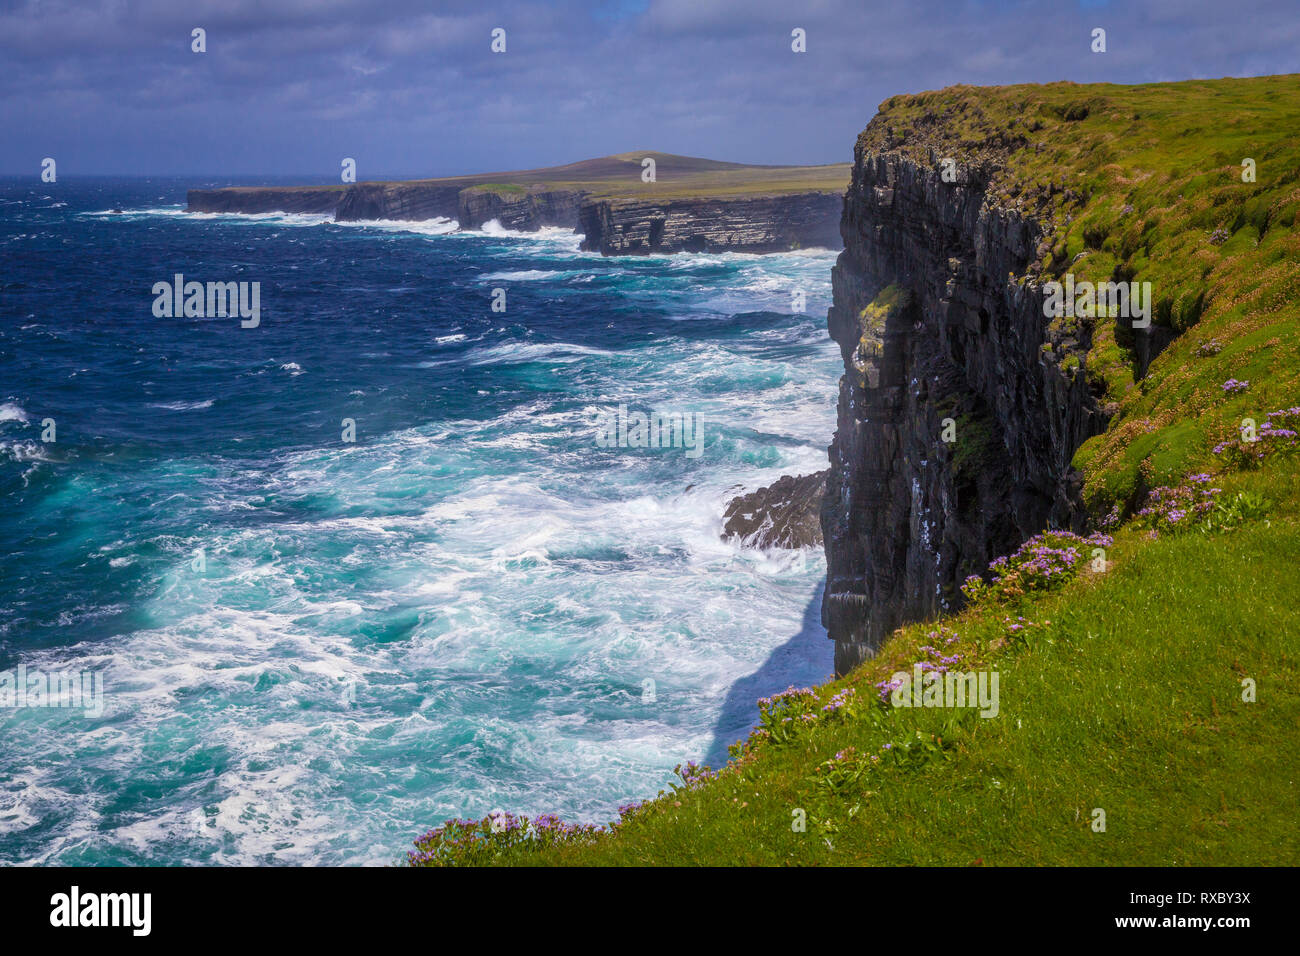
579, 193, 843, 255
821, 140, 1106, 675
333, 183, 462, 221
456, 187, 587, 231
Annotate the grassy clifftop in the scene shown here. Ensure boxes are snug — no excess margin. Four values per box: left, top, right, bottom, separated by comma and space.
405, 76, 1300, 867
207, 152, 852, 202
455, 152, 852, 199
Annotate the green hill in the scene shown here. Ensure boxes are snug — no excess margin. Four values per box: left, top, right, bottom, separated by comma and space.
382, 150, 850, 199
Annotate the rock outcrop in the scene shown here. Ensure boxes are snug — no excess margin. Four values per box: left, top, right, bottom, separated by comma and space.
456, 187, 587, 231
820, 130, 1106, 675
579, 194, 842, 255
722, 471, 828, 549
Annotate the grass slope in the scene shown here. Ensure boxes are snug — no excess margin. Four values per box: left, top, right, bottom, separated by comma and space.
405, 76, 1300, 867
217, 152, 852, 202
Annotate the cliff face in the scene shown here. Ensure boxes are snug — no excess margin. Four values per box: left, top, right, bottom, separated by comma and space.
456, 188, 586, 231
333, 183, 462, 221
579, 193, 842, 255
185, 154, 849, 254
821, 144, 1105, 675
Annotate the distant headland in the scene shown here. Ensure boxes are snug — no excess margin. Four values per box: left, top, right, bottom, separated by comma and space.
186, 151, 850, 255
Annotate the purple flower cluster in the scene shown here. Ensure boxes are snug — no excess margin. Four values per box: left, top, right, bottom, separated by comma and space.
756, 686, 816, 710
876, 627, 963, 702
756, 685, 833, 742
962, 531, 1111, 604
874, 675, 905, 701
1002, 615, 1051, 642
406, 809, 604, 866
1136, 474, 1220, 534
1098, 504, 1120, 530
675, 760, 719, 790
821, 687, 856, 716
1214, 407, 1300, 467
1222, 378, 1250, 393
530, 813, 599, 839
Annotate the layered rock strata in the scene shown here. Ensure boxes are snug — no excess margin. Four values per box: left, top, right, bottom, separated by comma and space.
186, 183, 843, 255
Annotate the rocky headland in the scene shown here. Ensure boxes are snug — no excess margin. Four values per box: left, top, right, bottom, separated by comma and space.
187, 152, 850, 256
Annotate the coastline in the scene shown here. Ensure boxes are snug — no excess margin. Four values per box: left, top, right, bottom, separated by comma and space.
186, 151, 850, 257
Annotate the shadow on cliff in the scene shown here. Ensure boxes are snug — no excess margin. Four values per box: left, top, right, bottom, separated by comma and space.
701, 586, 832, 770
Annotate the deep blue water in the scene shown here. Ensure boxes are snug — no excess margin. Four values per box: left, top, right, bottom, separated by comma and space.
0, 177, 837, 864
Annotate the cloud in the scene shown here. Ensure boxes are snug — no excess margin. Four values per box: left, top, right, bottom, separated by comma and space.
1, 0, 1297, 174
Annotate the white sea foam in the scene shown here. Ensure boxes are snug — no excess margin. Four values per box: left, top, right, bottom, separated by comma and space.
0, 209, 842, 867
464, 341, 616, 366
0, 402, 30, 423
332, 216, 459, 236
470, 221, 585, 248
149, 399, 215, 411
481, 269, 559, 281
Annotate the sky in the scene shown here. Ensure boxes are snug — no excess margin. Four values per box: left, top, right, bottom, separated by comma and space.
2, 0, 1297, 177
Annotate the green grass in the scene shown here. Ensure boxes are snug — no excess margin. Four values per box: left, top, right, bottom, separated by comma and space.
464, 183, 529, 197
404, 151, 851, 199
404, 76, 1300, 867
209, 152, 851, 202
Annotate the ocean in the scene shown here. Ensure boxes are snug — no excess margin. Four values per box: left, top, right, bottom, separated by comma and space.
0, 176, 837, 865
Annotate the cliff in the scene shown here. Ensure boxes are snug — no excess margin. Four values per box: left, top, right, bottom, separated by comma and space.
333, 183, 462, 221
405, 74, 1300, 868
185, 152, 850, 255
456, 186, 586, 231
821, 143, 1103, 673
820, 75, 1300, 674
578, 193, 842, 255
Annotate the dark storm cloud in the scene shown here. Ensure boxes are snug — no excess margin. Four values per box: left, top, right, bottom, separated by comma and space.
1, 0, 1297, 175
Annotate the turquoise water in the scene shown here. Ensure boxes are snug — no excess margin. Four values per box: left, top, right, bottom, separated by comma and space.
0, 178, 837, 864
